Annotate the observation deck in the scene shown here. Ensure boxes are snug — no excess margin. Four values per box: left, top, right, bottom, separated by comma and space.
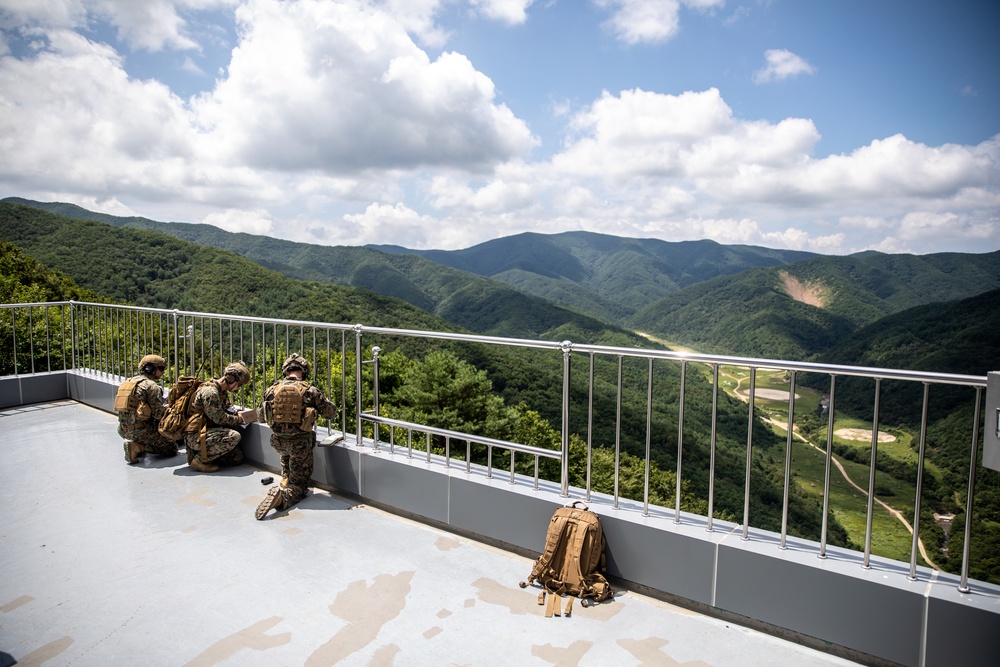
1, 399, 859, 667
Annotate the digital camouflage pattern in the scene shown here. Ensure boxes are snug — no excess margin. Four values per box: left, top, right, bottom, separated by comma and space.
117, 372, 177, 456
260, 378, 338, 508
184, 380, 244, 466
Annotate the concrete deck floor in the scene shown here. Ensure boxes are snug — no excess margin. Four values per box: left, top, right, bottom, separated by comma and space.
0, 400, 863, 666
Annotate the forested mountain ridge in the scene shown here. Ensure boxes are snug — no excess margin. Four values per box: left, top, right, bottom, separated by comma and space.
0, 202, 452, 332
796, 289, 1000, 582
630, 253, 1000, 361
372, 231, 818, 323
1, 198, 637, 342
0, 240, 102, 304
820, 287, 1000, 377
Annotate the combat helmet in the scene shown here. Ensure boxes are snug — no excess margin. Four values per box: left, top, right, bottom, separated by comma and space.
281, 353, 310, 380
139, 354, 166, 376
223, 361, 251, 387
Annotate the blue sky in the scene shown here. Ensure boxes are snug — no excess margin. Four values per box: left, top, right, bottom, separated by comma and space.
1, 0, 997, 255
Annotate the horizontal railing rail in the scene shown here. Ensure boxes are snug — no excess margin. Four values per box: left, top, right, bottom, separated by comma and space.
361, 413, 561, 490
0, 300, 992, 592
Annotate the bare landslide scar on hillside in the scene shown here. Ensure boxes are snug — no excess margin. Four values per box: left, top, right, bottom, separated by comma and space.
779, 271, 828, 307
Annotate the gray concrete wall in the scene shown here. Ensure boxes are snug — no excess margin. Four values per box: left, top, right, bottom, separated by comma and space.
4, 370, 999, 667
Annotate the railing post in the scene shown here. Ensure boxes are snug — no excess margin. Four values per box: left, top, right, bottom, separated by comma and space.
863, 378, 883, 569
187, 325, 195, 376
586, 351, 595, 502
675, 359, 686, 523
354, 324, 363, 446
742, 367, 757, 541
560, 340, 572, 498
645, 357, 653, 517
820, 374, 838, 558
780, 370, 797, 549
707, 363, 719, 532
909, 383, 931, 580
171, 311, 179, 380
369, 346, 381, 450
69, 301, 76, 371
959, 387, 984, 593
614, 355, 623, 510
27, 307, 35, 374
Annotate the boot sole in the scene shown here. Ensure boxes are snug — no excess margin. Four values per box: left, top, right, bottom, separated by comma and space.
255, 487, 283, 520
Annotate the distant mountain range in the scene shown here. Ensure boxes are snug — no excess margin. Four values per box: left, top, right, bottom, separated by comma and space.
1, 197, 639, 344
372, 231, 1000, 360
371, 233, 817, 323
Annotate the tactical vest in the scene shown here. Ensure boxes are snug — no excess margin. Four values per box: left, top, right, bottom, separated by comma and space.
271, 383, 308, 425
114, 379, 140, 413
115, 378, 151, 419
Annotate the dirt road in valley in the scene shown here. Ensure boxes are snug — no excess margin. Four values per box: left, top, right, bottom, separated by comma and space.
766, 417, 940, 570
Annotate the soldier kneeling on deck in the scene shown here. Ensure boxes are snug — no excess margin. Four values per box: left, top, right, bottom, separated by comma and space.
116, 354, 178, 464
184, 362, 251, 473
255, 354, 338, 519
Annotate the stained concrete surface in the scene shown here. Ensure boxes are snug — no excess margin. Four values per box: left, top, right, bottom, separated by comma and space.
0, 401, 863, 666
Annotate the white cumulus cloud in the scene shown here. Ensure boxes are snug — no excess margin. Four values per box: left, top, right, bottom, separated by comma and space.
595, 0, 725, 45
753, 48, 816, 84
191, 0, 535, 174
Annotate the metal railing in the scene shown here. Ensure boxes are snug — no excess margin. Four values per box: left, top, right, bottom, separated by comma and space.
0, 300, 992, 591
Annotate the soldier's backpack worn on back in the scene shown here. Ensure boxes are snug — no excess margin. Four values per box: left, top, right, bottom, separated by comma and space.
157, 376, 202, 440
519, 501, 613, 617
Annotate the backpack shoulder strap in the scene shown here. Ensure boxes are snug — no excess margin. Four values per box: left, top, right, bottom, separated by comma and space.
528, 512, 572, 584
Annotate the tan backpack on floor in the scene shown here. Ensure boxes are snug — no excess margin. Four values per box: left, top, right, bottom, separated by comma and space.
519, 501, 613, 617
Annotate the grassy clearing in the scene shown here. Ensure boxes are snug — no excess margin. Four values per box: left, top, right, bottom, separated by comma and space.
656, 345, 937, 567
778, 439, 934, 566
639, 336, 940, 567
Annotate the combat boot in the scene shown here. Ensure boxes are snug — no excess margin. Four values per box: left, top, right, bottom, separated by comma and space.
190, 456, 219, 473
124, 440, 143, 465
255, 486, 284, 520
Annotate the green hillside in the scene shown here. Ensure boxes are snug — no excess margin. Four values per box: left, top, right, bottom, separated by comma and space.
631, 253, 1000, 361
820, 288, 1000, 379
1, 240, 102, 304
373, 231, 818, 322
0, 202, 451, 332
799, 290, 1000, 583
1, 198, 632, 341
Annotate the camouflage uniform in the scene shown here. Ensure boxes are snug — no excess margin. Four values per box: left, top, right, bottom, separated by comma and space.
117, 372, 178, 457
184, 381, 244, 468
261, 378, 337, 508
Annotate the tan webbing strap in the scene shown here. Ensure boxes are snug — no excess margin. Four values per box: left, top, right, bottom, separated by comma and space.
533, 515, 571, 580
551, 594, 561, 617
537, 591, 546, 606
563, 597, 573, 617
199, 423, 208, 462
544, 592, 555, 618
